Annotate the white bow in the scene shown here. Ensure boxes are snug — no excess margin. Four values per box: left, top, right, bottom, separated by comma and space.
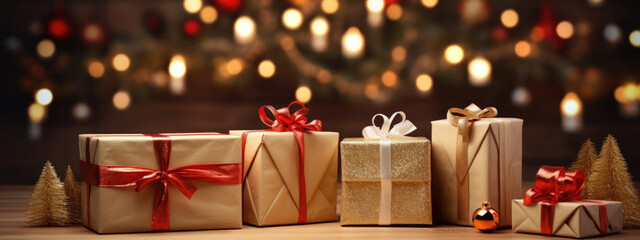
362, 111, 417, 139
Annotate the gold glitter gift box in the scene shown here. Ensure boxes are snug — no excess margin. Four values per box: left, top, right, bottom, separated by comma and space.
340, 137, 432, 225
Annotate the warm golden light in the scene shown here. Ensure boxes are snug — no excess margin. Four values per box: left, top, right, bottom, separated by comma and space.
615, 83, 637, 103
381, 71, 398, 88
83, 24, 102, 42
169, 55, 187, 78
36, 39, 55, 58
500, 9, 519, 28
88, 61, 105, 78
342, 27, 365, 59
295, 86, 312, 103
234, 16, 256, 44
112, 54, 130, 72
310, 17, 329, 36
112, 90, 131, 110
366, 0, 384, 13
444, 44, 464, 64
316, 69, 332, 84
200, 6, 218, 24
514, 41, 531, 58
258, 60, 276, 78
183, 0, 202, 14
282, 8, 303, 30
365, 82, 380, 100
629, 30, 640, 47
391, 46, 406, 62
561, 92, 582, 117
421, 0, 438, 8
321, 0, 339, 14
556, 21, 574, 39
28, 103, 46, 123
35, 88, 53, 106
468, 57, 491, 86
386, 4, 403, 21
226, 58, 244, 75
416, 74, 433, 93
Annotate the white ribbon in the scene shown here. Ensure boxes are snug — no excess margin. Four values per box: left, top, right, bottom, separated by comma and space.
362, 111, 416, 225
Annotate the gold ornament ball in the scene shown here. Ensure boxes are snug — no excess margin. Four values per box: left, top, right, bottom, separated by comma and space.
472, 201, 499, 232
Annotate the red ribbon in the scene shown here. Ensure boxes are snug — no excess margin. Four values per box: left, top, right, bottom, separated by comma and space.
81, 133, 242, 231
523, 166, 608, 235
241, 101, 322, 223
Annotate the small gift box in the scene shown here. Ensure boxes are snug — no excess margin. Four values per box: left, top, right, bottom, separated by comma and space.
79, 133, 243, 233
230, 101, 339, 226
341, 112, 432, 226
512, 166, 622, 238
431, 104, 523, 227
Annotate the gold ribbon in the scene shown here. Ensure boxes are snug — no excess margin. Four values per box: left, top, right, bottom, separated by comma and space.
446, 104, 497, 225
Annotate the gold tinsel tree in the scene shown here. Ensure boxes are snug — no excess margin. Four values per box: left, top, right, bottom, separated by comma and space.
587, 135, 640, 229
26, 161, 69, 226
569, 139, 598, 198
63, 166, 81, 224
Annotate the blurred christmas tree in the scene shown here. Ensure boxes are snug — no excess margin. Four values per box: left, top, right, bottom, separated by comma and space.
26, 161, 68, 227
569, 139, 597, 198
63, 166, 81, 224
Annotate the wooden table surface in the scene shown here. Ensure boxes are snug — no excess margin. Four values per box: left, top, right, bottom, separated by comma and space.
1, 186, 638, 240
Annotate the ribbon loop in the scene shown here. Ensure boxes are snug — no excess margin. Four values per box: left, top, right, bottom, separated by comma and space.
362, 111, 416, 139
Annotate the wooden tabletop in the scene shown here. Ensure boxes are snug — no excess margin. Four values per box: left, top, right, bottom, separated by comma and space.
1, 186, 638, 240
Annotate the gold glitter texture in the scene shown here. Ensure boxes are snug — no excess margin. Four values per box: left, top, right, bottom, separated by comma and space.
340, 137, 432, 225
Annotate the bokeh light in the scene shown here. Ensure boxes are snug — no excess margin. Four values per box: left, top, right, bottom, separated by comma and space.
112, 90, 131, 110
200, 6, 218, 24
234, 16, 256, 44
386, 4, 403, 21
35, 88, 53, 105
365, 82, 380, 100
421, 0, 438, 8
258, 60, 276, 78
112, 53, 130, 72
603, 23, 622, 43
282, 8, 303, 30
82, 23, 104, 44
415, 74, 433, 93
342, 27, 365, 59
226, 58, 244, 75
629, 30, 640, 47
36, 39, 55, 58
169, 55, 187, 78
511, 87, 531, 107
500, 9, 519, 28
28, 103, 46, 123
391, 46, 406, 62
72, 102, 91, 121
381, 71, 398, 88
615, 83, 637, 103
561, 92, 582, 116
514, 41, 531, 58
444, 44, 464, 64
310, 17, 329, 36
556, 21, 574, 39
183, 0, 202, 14
316, 69, 332, 84
295, 86, 312, 103
88, 61, 105, 78
366, 0, 384, 13
321, 0, 339, 14
468, 57, 491, 86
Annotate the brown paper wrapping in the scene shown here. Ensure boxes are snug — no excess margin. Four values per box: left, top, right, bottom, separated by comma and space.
78, 134, 243, 233
340, 137, 432, 225
431, 118, 522, 227
512, 199, 622, 238
231, 130, 339, 226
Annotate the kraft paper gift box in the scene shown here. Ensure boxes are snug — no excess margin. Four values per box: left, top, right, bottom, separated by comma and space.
79, 133, 243, 234
431, 104, 522, 227
340, 112, 432, 226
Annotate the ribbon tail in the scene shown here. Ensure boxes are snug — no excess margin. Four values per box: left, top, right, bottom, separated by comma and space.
151, 180, 170, 231
292, 130, 307, 224
378, 138, 392, 225
540, 201, 555, 235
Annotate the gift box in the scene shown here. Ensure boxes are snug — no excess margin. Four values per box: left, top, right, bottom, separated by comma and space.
231, 101, 339, 226
512, 166, 622, 238
340, 112, 432, 225
79, 133, 243, 233
431, 104, 522, 227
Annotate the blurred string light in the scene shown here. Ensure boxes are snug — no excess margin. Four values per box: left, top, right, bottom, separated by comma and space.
295, 85, 312, 103
82, 23, 105, 44
365, 82, 380, 100
366, 0, 384, 27
169, 55, 187, 95
321, 0, 339, 14
511, 87, 532, 107
561, 92, 582, 132
391, 46, 406, 62
415, 74, 433, 93
514, 41, 531, 58
444, 44, 464, 64
341, 27, 365, 59
72, 102, 91, 121
112, 90, 131, 110
629, 30, 640, 47
421, 0, 438, 8
603, 23, 622, 43
183, 0, 202, 14
588, 0, 604, 7
500, 9, 519, 28
615, 83, 638, 104
234, 16, 255, 44
381, 71, 398, 88
36, 39, 55, 58
282, 8, 303, 30
468, 57, 491, 86
556, 21, 574, 39
35, 88, 53, 105
386, 4, 403, 21
151, 71, 170, 88
112, 53, 130, 72
316, 69, 332, 84
88, 61, 105, 78
28, 103, 46, 123
200, 6, 218, 24
226, 58, 244, 75
4, 36, 21, 52
310, 17, 329, 52
258, 60, 276, 78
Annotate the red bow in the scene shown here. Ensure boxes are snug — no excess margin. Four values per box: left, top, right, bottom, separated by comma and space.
81, 134, 242, 231
242, 101, 322, 224
523, 166, 607, 235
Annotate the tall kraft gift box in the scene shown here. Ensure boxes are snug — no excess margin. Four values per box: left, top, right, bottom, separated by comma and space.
231, 101, 339, 226
341, 112, 432, 226
79, 133, 243, 234
431, 104, 522, 227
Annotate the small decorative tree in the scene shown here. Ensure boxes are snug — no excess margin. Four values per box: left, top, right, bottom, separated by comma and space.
569, 139, 598, 198
63, 166, 81, 224
26, 161, 69, 226
587, 135, 640, 229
